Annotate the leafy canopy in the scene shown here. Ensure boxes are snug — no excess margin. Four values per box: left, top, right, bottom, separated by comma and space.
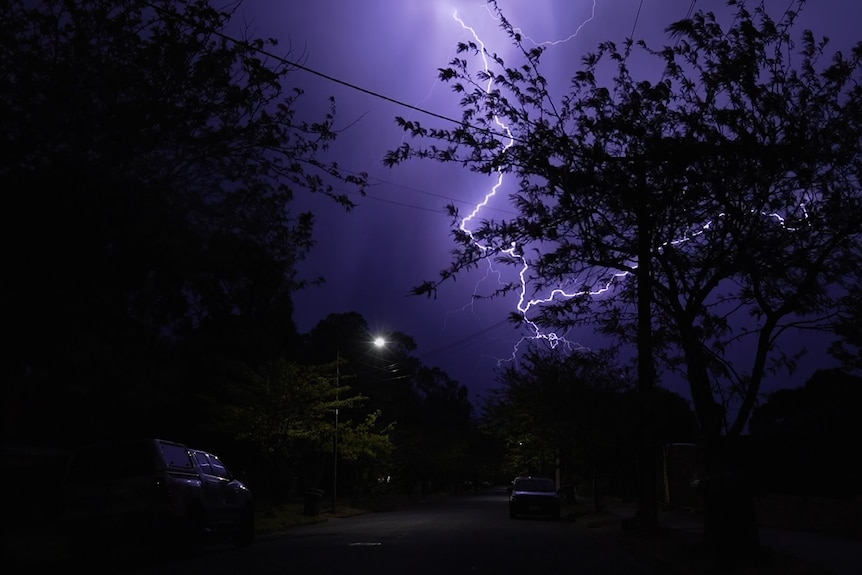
2, 0, 367, 443
385, 0, 862, 437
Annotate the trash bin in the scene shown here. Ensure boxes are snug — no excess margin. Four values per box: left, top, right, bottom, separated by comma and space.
303, 488, 324, 516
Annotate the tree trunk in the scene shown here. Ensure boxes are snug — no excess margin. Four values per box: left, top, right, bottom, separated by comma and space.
635, 171, 658, 531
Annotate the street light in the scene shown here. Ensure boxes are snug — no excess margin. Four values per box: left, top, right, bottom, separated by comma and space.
332, 336, 388, 514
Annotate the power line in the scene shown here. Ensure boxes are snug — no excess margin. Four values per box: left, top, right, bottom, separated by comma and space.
260, 50, 463, 128
685, 0, 697, 20
143, 1, 523, 145
622, 0, 645, 63
360, 173, 519, 217
358, 187, 517, 217
419, 317, 514, 359
630, 0, 645, 39
675, 0, 697, 47
347, 189, 449, 215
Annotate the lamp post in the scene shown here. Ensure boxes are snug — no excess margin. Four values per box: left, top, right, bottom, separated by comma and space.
332, 347, 340, 514
332, 336, 387, 514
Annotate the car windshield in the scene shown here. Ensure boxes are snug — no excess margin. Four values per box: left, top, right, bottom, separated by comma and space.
514, 478, 555, 492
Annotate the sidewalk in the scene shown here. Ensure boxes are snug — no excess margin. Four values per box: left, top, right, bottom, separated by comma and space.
588, 499, 862, 575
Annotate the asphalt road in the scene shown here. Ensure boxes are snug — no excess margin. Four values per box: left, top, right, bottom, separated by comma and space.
116, 488, 657, 575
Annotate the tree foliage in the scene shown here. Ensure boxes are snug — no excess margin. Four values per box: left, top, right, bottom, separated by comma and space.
482, 345, 698, 501
2, 0, 366, 443
385, 0, 862, 439
301, 312, 480, 494
747, 368, 862, 497
1, 1, 497, 504
749, 368, 862, 437
483, 347, 633, 482
403, 365, 477, 492
210, 357, 393, 500
830, 285, 862, 372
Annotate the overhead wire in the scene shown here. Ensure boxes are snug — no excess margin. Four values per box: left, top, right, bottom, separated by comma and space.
685, 0, 697, 20
418, 317, 515, 359
330, 168, 519, 218
674, 0, 697, 47
142, 0, 529, 145
629, 0, 645, 40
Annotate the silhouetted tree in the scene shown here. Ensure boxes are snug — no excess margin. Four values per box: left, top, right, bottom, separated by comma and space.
748, 368, 862, 498
384, 0, 861, 450
385, 0, 860, 550
2, 0, 366, 444
750, 368, 862, 438
830, 284, 862, 372
408, 366, 476, 493
484, 346, 635, 508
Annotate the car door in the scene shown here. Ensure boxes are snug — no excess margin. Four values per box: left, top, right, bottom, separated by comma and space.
206, 453, 247, 516
192, 450, 229, 526
192, 449, 248, 531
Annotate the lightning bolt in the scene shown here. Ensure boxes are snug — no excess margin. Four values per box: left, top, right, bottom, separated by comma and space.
482, 0, 598, 47
449, 3, 813, 368
452, 3, 605, 365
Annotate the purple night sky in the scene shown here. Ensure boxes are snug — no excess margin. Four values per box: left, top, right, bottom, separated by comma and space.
228, 1, 859, 405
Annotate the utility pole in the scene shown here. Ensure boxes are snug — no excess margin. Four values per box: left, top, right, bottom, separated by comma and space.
332, 347, 339, 514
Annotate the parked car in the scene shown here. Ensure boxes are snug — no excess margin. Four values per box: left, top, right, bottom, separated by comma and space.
61, 438, 255, 551
188, 447, 254, 547
62, 438, 205, 549
508, 476, 562, 519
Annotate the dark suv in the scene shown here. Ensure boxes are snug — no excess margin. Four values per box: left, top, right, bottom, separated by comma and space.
62, 438, 205, 547
62, 438, 254, 550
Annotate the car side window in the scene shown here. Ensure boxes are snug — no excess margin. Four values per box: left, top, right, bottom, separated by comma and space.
193, 451, 212, 475
161, 443, 195, 471
209, 455, 230, 479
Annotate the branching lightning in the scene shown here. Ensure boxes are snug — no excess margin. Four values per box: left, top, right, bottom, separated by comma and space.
483, 0, 598, 47
452, 3, 606, 364
449, 2, 813, 368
